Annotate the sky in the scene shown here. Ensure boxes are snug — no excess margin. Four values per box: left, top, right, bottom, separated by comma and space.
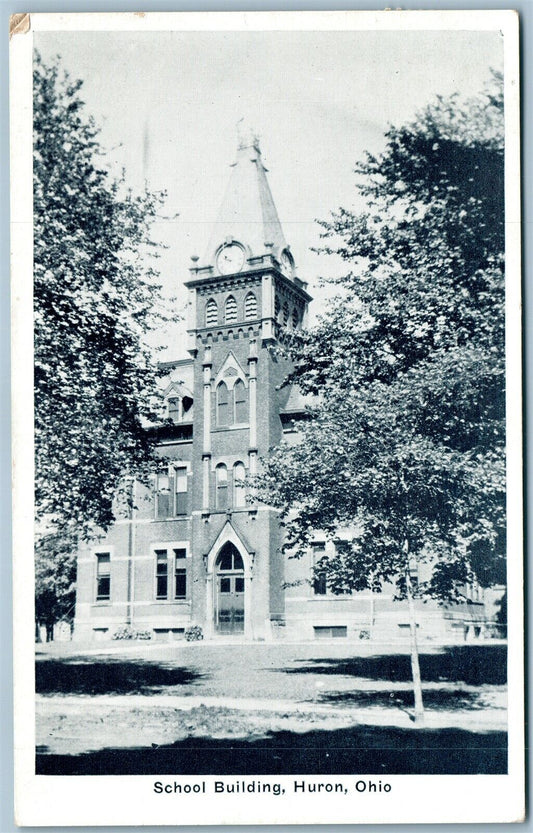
35, 26, 503, 359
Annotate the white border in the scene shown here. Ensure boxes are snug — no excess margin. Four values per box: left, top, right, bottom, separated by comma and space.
10, 9, 523, 827
26, 9, 520, 32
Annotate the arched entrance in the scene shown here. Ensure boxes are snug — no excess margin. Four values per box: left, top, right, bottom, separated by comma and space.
214, 542, 245, 634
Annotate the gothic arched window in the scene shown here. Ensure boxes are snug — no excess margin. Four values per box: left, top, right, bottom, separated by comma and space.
216, 463, 228, 511
205, 298, 218, 327
244, 292, 257, 320
217, 542, 244, 571
217, 382, 229, 426
292, 306, 300, 329
225, 295, 237, 324
234, 379, 247, 423
233, 462, 246, 507
282, 301, 289, 325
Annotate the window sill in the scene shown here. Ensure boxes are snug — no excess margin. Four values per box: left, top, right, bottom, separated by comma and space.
153, 515, 191, 522
212, 424, 249, 433
153, 599, 191, 605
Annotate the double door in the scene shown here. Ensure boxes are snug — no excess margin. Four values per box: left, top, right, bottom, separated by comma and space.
215, 572, 245, 634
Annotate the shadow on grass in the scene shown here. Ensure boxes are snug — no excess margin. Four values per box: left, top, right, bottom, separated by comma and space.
281, 646, 507, 686
36, 723, 507, 775
316, 689, 489, 712
36, 657, 205, 696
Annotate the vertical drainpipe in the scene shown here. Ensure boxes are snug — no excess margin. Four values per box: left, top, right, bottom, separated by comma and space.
202, 344, 213, 636
248, 338, 258, 475
246, 339, 259, 642
202, 344, 212, 510
126, 476, 136, 626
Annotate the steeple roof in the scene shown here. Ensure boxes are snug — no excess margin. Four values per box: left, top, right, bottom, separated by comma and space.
202, 137, 289, 267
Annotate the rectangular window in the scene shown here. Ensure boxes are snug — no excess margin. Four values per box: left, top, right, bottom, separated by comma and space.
153, 545, 188, 601
175, 567, 187, 599
174, 546, 187, 599
314, 573, 327, 596
156, 550, 168, 599
333, 541, 352, 595
175, 467, 188, 515
96, 553, 111, 601
156, 472, 172, 519
314, 626, 347, 639
168, 397, 181, 423
312, 542, 327, 595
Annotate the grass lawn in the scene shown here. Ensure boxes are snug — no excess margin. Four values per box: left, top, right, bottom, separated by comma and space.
35, 641, 507, 775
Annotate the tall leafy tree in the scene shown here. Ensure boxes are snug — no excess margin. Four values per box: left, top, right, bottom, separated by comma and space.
35, 532, 77, 640
255, 75, 505, 722
34, 54, 173, 630
34, 52, 171, 542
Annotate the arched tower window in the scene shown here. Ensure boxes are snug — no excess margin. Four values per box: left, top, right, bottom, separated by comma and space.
244, 292, 257, 320
233, 379, 247, 423
215, 463, 228, 511
225, 295, 237, 324
233, 462, 246, 507
216, 382, 229, 426
292, 306, 300, 329
274, 296, 280, 321
205, 298, 218, 327
282, 301, 289, 325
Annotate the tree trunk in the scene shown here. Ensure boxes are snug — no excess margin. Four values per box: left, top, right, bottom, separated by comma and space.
406, 566, 425, 725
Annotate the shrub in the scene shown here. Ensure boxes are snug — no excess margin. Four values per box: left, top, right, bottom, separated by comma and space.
112, 625, 152, 641
185, 625, 204, 642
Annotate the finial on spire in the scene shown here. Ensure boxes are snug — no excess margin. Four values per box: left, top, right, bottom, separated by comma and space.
236, 117, 260, 151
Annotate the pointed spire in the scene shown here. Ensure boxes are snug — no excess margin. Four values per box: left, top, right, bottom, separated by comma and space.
202, 135, 289, 268
236, 117, 260, 152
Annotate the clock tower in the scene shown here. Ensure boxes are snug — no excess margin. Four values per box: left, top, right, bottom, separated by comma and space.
73, 135, 490, 646
184, 135, 311, 639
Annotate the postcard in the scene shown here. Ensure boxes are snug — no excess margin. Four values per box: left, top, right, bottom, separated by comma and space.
10, 10, 523, 826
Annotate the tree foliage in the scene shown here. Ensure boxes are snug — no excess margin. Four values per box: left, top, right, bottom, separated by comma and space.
34, 52, 171, 542
255, 74, 505, 605
35, 532, 77, 634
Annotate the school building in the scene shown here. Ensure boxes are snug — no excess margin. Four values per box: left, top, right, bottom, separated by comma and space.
73, 138, 502, 643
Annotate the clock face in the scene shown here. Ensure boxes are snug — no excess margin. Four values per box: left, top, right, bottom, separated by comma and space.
216, 243, 245, 275
281, 250, 294, 276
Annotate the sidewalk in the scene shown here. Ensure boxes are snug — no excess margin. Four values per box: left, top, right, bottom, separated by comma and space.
36, 690, 507, 731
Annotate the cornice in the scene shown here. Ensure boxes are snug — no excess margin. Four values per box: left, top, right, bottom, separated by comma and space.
185, 266, 312, 304
193, 274, 262, 296
147, 422, 194, 442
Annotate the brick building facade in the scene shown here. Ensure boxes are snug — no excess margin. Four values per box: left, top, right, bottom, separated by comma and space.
73, 138, 500, 643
